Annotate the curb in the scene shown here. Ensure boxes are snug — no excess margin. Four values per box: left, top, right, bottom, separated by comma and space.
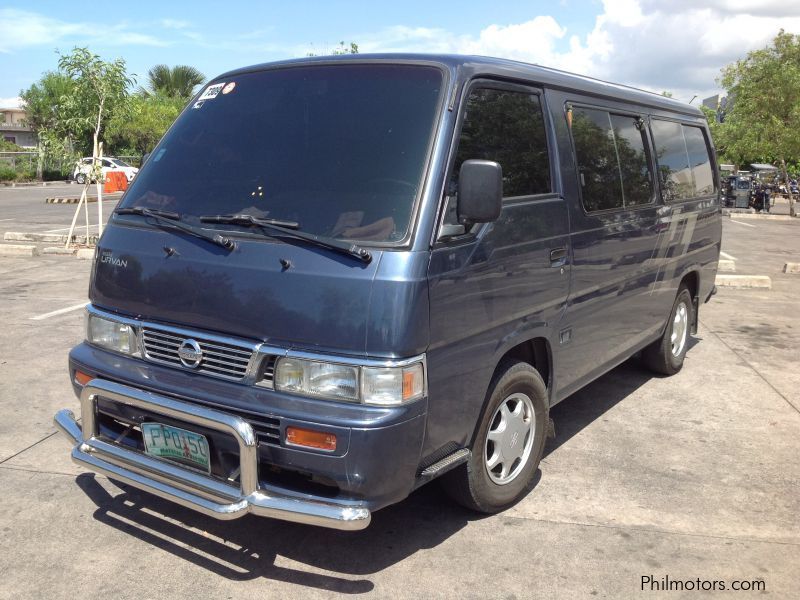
46, 192, 122, 204
727, 213, 796, 221
0, 244, 39, 257
46, 197, 98, 204
0, 181, 71, 188
4, 231, 99, 244
76, 248, 95, 260
784, 263, 800, 274
715, 274, 771, 289
718, 259, 736, 272
42, 247, 76, 255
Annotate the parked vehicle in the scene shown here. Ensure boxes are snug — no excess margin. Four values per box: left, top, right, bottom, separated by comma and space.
728, 176, 751, 208
54, 55, 722, 530
72, 157, 139, 184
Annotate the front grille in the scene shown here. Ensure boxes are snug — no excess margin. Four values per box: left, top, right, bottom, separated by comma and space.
141, 327, 254, 381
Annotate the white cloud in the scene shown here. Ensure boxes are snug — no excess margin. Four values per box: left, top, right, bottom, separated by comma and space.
358, 0, 800, 103
0, 8, 168, 52
159, 19, 191, 30
0, 97, 23, 109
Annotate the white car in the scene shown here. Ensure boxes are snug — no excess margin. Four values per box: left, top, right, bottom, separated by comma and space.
73, 157, 139, 184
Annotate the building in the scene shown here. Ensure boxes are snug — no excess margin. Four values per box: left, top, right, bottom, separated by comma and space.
0, 107, 36, 148
701, 94, 729, 123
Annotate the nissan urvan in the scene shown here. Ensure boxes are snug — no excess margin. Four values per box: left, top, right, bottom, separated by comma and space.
55, 54, 721, 530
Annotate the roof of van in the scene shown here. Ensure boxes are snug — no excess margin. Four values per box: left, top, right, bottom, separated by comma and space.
217, 53, 704, 118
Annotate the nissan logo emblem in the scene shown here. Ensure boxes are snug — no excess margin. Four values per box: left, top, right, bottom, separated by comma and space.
177, 339, 203, 369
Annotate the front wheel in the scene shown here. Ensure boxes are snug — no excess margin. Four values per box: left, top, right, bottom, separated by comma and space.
442, 360, 548, 513
76, 172, 86, 184
642, 286, 693, 375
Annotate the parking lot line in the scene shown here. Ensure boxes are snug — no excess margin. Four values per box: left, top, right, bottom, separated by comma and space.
30, 303, 87, 321
730, 219, 757, 228
720, 251, 738, 261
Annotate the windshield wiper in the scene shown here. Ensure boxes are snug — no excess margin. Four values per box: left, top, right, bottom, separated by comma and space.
200, 213, 300, 230
114, 207, 236, 251
200, 214, 372, 263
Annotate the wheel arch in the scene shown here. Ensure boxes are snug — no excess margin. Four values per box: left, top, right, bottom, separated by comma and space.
678, 269, 700, 333
469, 336, 552, 447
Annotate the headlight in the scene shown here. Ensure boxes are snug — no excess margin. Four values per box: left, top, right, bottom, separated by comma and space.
86, 312, 137, 355
275, 358, 359, 402
273, 357, 424, 405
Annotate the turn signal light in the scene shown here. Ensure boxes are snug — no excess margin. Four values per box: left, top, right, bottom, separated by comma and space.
285, 427, 337, 451
74, 370, 93, 386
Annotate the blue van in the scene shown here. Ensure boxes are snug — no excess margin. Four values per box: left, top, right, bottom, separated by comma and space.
55, 55, 721, 530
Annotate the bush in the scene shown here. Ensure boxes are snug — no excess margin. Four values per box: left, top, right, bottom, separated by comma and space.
15, 166, 36, 181
0, 164, 17, 182
42, 169, 68, 181
0, 163, 37, 182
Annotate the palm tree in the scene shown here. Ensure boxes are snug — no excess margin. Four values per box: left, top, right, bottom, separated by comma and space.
141, 65, 205, 100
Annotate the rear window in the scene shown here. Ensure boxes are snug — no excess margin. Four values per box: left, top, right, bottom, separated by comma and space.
120, 64, 444, 244
651, 119, 716, 201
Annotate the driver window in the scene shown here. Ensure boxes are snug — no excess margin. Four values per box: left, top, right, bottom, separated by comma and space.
442, 87, 552, 231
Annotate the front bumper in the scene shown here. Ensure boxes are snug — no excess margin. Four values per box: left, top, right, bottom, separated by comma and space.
54, 378, 371, 531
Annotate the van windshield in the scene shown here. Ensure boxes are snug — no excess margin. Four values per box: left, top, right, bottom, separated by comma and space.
119, 64, 444, 244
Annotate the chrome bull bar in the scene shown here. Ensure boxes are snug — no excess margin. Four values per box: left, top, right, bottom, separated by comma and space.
54, 379, 371, 530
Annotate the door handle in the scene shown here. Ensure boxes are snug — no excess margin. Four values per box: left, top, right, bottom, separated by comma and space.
549, 247, 567, 267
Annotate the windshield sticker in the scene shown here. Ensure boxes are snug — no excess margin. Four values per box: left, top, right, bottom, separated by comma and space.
199, 83, 225, 101
152, 148, 167, 162
222, 81, 236, 95
192, 100, 204, 110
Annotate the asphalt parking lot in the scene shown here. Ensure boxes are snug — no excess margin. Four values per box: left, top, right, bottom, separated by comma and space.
0, 183, 116, 235
1, 187, 799, 599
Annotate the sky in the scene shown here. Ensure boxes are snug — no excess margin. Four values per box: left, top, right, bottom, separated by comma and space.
1, 0, 799, 108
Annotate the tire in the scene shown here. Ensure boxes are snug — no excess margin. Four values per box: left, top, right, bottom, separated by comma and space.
642, 286, 693, 376
442, 360, 548, 513
76, 172, 86, 184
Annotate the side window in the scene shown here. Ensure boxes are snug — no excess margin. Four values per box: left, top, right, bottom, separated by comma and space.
571, 107, 623, 211
651, 119, 693, 201
453, 87, 551, 198
683, 125, 715, 196
610, 114, 653, 206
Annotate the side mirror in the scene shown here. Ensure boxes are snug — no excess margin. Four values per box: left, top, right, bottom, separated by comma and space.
457, 159, 503, 225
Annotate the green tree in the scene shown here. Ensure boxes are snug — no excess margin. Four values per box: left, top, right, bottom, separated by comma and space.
107, 94, 184, 157
718, 30, 800, 215
19, 71, 74, 135
19, 71, 76, 177
141, 64, 205, 100
57, 47, 132, 157
58, 47, 133, 238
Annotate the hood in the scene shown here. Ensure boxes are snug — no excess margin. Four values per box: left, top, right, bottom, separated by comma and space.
90, 223, 429, 357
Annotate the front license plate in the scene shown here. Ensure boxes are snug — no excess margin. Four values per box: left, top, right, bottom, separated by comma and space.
141, 422, 210, 473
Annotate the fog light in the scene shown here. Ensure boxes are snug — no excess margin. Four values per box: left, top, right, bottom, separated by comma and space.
285, 427, 337, 451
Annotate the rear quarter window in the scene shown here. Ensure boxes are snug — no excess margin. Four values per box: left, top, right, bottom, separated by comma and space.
651, 119, 716, 201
